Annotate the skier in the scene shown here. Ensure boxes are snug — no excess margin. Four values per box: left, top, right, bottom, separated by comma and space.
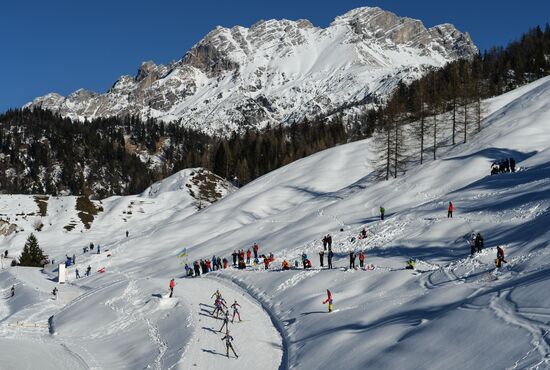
327, 234, 332, 250
380, 206, 385, 220
221, 331, 238, 358
11, 285, 15, 297
246, 249, 251, 264
52, 287, 58, 299
86, 265, 91, 277
495, 246, 508, 268
217, 256, 222, 270
211, 256, 217, 271
212, 297, 228, 317
510, 158, 516, 173
97, 245, 101, 254
253, 243, 259, 259
349, 251, 356, 269
126, 230, 129, 238
322, 289, 333, 313
169, 278, 175, 298
193, 261, 201, 276
73, 254, 76, 265
222, 258, 228, 269
328, 249, 334, 269
358, 250, 365, 268
3, 250, 7, 258
211, 289, 222, 301
264, 257, 270, 270
406, 258, 415, 270
447, 202, 454, 218
206, 259, 212, 272
219, 310, 230, 332
322, 235, 328, 250
75, 268, 81, 279
359, 228, 367, 239
230, 300, 241, 323
319, 250, 324, 267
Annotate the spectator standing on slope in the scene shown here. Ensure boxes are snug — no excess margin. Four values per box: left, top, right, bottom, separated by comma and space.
448, 202, 455, 218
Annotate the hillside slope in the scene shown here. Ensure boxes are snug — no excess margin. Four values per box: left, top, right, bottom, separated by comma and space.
2, 77, 550, 369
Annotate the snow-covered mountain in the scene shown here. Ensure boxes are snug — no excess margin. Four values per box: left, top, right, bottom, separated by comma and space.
2, 76, 550, 369
26, 7, 477, 135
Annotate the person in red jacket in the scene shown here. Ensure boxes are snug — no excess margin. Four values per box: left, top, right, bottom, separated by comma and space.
358, 250, 365, 268
246, 249, 251, 264
322, 289, 333, 313
169, 278, 175, 298
496, 246, 508, 268
447, 201, 455, 218
253, 243, 259, 259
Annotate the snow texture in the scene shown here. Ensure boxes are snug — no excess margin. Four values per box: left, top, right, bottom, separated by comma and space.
3, 76, 550, 369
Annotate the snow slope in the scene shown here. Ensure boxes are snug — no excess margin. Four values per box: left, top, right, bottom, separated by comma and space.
3, 77, 550, 369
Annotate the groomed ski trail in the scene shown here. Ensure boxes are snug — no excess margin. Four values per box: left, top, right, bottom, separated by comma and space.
176, 277, 284, 370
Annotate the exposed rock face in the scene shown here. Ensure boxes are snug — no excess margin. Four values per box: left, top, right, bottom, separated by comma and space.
26, 6, 477, 136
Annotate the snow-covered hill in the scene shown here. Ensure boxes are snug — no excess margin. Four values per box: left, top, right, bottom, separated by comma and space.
3, 77, 550, 369
26, 7, 476, 135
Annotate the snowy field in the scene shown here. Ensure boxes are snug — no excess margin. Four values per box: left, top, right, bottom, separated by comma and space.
2, 77, 550, 369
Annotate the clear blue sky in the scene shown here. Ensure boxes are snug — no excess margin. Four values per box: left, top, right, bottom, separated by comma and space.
1, 0, 548, 113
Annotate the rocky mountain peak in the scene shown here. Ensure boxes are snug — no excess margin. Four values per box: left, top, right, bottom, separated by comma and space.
26, 7, 478, 136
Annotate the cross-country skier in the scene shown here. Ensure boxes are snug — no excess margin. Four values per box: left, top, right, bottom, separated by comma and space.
447, 202, 454, 218
322, 289, 333, 313
328, 249, 334, 269
169, 278, 175, 298
221, 331, 238, 358
231, 300, 241, 323
212, 289, 222, 301
319, 250, 324, 267
219, 310, 230, 333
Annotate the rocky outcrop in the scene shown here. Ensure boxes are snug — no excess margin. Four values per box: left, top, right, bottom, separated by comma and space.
26, 6, 477, 136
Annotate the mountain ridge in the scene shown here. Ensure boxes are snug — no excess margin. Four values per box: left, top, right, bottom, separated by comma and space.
26, 6, 477, 136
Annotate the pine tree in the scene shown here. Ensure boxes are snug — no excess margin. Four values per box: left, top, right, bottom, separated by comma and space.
19, 233, 45, 267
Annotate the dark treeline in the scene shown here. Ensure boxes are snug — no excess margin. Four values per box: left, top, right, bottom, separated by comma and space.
1, 24, 548, 196
0, 109, 346, 197
369, 24, 550, 180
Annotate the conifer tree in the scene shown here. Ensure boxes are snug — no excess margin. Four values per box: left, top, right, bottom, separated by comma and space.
19, 233, 45, 267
